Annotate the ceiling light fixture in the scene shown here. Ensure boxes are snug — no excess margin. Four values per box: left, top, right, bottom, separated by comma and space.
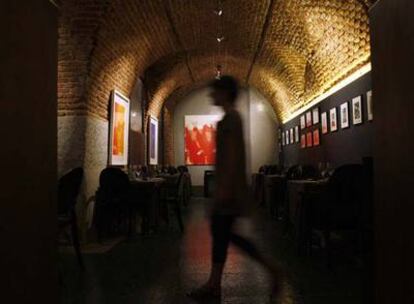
214, 9, 223, 16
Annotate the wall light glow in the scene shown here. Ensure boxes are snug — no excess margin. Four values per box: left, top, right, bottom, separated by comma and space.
282, 62, 372, 124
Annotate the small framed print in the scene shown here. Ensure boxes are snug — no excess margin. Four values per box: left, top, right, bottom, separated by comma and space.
321, 112, 328, 134
300, 115, 306, 129
312, 108, 320, 124
306, 132, 313, 147
282, 132, 285, 146
301, 134, 306, 148
340, 102, 349, 129
290, 128, 294, 144
313, 129, 320, 146
367, 90, 373, 121
295, 126, 299, 143
306, 111, 312, 127
285, 130, 290, 145
352, 96, 363, 125
330, 108, 338, 132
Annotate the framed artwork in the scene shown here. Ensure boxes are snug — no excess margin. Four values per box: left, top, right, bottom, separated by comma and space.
330, 108, 338, 132
312, 107, 320, 124
282, 132, 285, 146
185, 115, 219, 165
306, 111, 312, 127
300, 115, 306, 130
148, 116, 159, 165
295, 126, 299, 143
290, 128, 294, 144
301, 134, 306, 148
313, 129, 320, 146
352, 96, 363, 125
306, 132, 313, 147
340, 102, 349, 129
285, 130, 290, 145
367, 90, 373, 121
109, 90, 130, 166
321, 112, 328, 134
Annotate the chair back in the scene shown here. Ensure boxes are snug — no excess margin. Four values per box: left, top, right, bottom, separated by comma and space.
97, 167, 130, 204
58, 167, 84, 215
286, 165, 301, 180
301, 165, 319, 179
327, 164, 364, 227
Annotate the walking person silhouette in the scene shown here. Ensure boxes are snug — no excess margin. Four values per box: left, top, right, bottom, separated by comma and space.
188, 76, 281, 301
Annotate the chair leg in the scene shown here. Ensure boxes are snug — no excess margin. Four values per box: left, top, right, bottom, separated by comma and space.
71, 214, 84, 269
173, 202, 184, 233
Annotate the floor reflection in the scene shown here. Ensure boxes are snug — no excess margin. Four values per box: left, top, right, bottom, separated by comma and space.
61, 197, 367, 304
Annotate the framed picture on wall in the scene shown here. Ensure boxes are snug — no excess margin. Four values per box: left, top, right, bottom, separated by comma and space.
301, 134, 306, 148
313, 129, 320, 146
285, 130, 290, 145
306, 132, 313, 147
184, 115, 219, 165
148, 116, 159, 165
295, 126, 299, 143
312, 107, 320, 124
367, 90, 373, 121
340, 102, 349, 129
300, 115, 306, 129
290, 128, 294, 144
352, 96, 363, 125
109, 90, 130, 166
282, 132, 285, 146
306, 111, 312, 127
330, 108, 338, 132
321, 112, 328, 134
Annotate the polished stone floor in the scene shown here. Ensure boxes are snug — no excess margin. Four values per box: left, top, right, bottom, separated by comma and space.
60, 198, 369, 304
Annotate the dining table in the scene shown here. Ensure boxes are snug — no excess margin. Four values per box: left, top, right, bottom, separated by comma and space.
129, 177, 165, 234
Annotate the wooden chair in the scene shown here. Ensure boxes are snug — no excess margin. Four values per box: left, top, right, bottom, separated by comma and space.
305, 164, 366, 266
161, 173, 185, 232
94, 167, 135, 240
58, 167, 84, 269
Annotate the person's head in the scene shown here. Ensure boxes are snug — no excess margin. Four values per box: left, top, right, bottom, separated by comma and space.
209, 75, 239, 108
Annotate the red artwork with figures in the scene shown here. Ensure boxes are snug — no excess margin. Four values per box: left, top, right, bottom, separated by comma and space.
185, 115, 220, 165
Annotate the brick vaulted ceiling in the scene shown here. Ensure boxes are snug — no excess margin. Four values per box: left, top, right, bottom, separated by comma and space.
58, 0, 375, 122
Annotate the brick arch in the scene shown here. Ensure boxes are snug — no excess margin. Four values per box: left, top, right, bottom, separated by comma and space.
58, 0, 374, 123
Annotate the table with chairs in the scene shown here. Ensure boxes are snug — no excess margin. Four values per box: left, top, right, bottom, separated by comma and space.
253, 161, 373, 266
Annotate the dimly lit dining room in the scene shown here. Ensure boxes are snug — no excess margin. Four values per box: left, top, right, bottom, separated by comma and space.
1, 1, 414, 303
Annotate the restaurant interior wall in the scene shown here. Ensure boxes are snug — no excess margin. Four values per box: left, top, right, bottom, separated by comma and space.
173, 87, 279, 186
0, 2, 58, 302
129, 78, 145, 166
282, 72, 372, 168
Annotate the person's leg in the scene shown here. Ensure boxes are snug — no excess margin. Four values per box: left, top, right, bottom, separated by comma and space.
205, 214, 234, 290
189, 214, 234, 298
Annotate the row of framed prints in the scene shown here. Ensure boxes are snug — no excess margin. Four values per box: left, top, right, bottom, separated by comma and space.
282, 90, 373, 148
281, 127, 320, 147
108, 90, 159, 166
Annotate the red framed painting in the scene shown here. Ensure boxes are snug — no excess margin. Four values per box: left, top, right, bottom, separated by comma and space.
306, 132, 313, 147
313, 129, 320, 146
185, 115, 220, 165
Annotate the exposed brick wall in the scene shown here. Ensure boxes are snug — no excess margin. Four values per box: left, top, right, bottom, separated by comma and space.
162, 104, 175, 165
58, 0, 109, 117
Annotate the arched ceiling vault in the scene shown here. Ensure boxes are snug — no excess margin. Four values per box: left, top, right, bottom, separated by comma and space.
68, 0, 375, 122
